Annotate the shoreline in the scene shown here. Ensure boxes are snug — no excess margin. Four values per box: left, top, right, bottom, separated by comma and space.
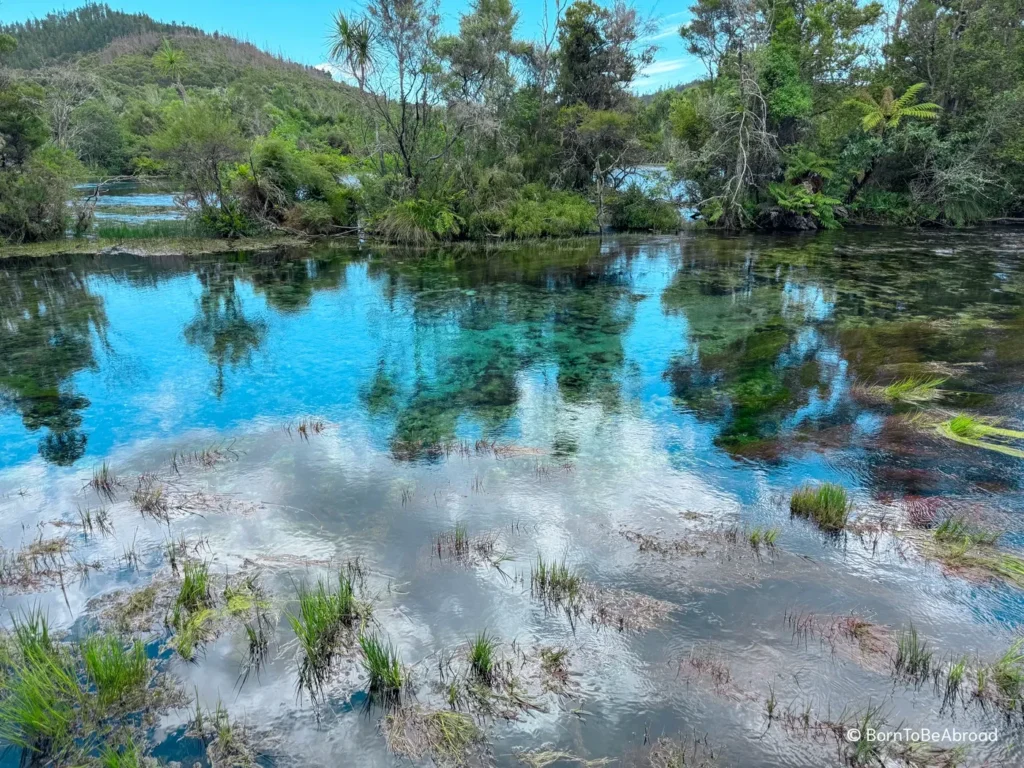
0, 233, 312, 260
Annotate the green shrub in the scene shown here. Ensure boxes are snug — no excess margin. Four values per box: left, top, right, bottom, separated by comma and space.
467, 185, 597, 239
790, 482, 851, 531
372, 198, 464, 244
285, 200, 335, 235
0, 146, 83, 243
199, 201, 255, 238
608, 184, 681, 232
767, 182, 841, 229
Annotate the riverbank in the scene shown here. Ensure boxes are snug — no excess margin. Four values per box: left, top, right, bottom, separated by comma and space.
0, 233, 311, 259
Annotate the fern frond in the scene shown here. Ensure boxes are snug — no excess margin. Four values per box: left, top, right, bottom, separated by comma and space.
900, 107, 940, 119
862, 113, 883, 131
843, 97, 875, 114
893, 82, 927, 110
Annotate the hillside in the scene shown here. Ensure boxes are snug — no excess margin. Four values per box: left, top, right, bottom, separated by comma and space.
0, 3, 201, 69
0, 4, 357, 176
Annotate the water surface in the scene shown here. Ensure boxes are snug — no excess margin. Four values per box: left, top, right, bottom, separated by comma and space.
1, 232, 1024, 766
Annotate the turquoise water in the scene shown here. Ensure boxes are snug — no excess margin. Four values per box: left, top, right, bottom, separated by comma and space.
1, 232, 1024, 766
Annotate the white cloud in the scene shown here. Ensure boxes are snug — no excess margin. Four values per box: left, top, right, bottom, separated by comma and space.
646, 23, 683, 41
315, 61, 355, 84
640, 58, 688, 77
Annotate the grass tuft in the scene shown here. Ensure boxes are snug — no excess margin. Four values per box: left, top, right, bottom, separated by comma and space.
289, 572, 366, 696
467, 631, 497, 683
893, 623, 932, 682
360, 633, 404, 695
882, 376, 946, 403
530, 555, 583, 603
82, 635, 149, 708
790, 483, 851, 531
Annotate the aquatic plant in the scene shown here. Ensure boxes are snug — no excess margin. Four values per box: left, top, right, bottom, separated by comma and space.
176, 561, 212, 614
169, 561, 215, 660
881, 376, 945, 403
943, 655, 968, 705
89, 462, 118, 500
289, 572, 366, 695
937, 414, 1024, 458
0, 637, 81, 758
790, 483, 851, 531
467, 631, 497, 683
383, 708, 482, 766
748, 526, 780, 551
131, 476, 168, 520
360, 633, 404, 694
991, 638, 1024, 710
82, 635, 149, 708
934, 516, 1001, 547
893, 624, 932, 682
531, 555, 583, 603
845, 703, 888, 766
100, 737, 145, 768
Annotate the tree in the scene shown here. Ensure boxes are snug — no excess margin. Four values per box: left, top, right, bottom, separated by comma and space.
842, 83, 941, 204
845, 82, 940, 133
150, 100, 244, 212
555, 0, 654, 111
38, 65, 98, 149
328, 12, 371, 91
153, 38, 188, 101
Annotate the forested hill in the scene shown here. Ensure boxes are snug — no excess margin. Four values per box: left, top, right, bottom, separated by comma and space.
0, 4, 201, 69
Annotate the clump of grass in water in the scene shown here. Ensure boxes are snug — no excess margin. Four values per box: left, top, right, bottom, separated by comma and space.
0, 611, 81, 759
991, 638, 1024, 710
893, 623, 932, 682
531, 555, 583, 603
882, 376, 946, 403
790, 483, 850, 531
82, 635, 149, 708
360, 633, 404, 696
170, 561, 214, 661
434, 522, 471, 559
937, 413, 1024, 458
934, 515, 1001, 547
289, 572, 367, 696
383, 708, 482, 765
943, 655, 969, 706
748, 526, 780, 552
100, 736, 144, 768
89, 462, 118, 500
468, 631, 497, 684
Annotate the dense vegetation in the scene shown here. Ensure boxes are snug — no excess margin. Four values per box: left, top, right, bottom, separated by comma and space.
670, 0, 1024, 228
0, 0, 1022, 246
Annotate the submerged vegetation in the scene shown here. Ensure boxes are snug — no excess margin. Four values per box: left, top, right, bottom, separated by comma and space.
937, 414, 1024, 459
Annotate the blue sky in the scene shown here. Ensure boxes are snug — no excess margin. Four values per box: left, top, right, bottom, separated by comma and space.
0, 0, 701, 92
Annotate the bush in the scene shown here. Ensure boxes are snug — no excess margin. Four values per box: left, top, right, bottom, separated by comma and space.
608, 184, 681, 232
284, 200, 335, 235
371, 198, 464, 244
198, 201, 255, 239
0, 146, 83, 243
466, 184, 597, 239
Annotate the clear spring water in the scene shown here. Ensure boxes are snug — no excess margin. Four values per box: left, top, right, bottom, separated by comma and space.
1, 231, 1024, 766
